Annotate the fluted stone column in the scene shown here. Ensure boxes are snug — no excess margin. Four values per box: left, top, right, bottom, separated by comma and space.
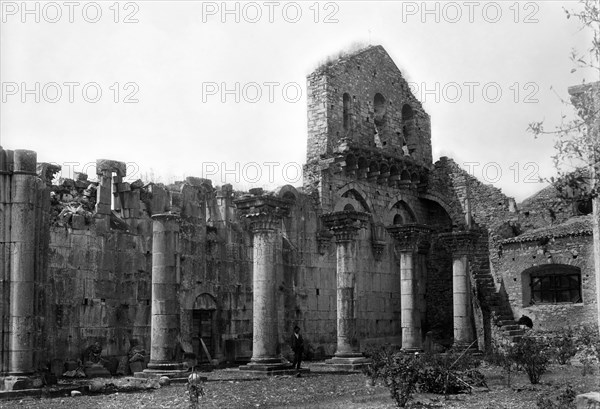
322, 210, 370, 368
235, 195, 299, 374
387, 225, 430, 352
146, 213, 184, 374
439, 231, 477, 349
8, 150, 38, 375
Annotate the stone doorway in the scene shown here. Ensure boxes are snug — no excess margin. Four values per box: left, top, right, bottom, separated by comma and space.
191, 293, 219, 364
192, 309, 215, 363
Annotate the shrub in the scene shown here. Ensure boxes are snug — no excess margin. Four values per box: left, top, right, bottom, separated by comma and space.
546, 327, 578, 365
362, 344, 398, 383
508, 333, 551, 384
363, 347, 486, 407
571, 325, 600, 375
535, 384, 576, 409
484, 338, 515, 386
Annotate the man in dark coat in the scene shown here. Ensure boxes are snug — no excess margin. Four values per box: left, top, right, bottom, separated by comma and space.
291, 326, 304, 371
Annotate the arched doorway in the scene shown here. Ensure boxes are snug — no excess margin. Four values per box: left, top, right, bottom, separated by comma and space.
192, 293, 218, 364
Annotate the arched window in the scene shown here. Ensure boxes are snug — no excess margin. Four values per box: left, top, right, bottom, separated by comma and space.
522, 265, 582, 305
374, 93, 386, 127
402, 104, 415, 146
343, 93, 351, 131
393, 214, 403, 225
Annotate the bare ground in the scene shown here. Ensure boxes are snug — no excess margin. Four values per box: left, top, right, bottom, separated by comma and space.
0, 362, 598, 408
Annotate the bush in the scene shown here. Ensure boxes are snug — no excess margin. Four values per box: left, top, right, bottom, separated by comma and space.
546, 327, 578, 365
508, 333, 551, 384
535, 384, 576, 409
484, 339, 515, 386
569, 325, 600, 375
363, 347, 485, 407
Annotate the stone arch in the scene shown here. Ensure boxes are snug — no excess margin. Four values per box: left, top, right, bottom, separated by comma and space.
334, 195, 366, 213
419, 193, 460, 227
385, 200, 417, 226
335, 183, 374, 214
275, 185, 299, 203
193, 293, 218, 310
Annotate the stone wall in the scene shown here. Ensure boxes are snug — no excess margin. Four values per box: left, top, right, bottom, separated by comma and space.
305, 45, 433, 190
497, 232, 595, 332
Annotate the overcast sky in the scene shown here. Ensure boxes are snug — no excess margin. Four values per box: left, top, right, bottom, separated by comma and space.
1, 0, 596, 202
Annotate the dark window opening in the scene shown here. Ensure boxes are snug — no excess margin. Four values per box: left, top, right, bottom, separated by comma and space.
576, 199, 593, 215
343, 93, 351, 131
393, 214, 403, 225
374, 93, 386, 127
528, 266, 582, 305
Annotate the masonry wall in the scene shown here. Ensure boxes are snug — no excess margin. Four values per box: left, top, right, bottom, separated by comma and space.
306, 45, 433, 189
497, 235, 595, 331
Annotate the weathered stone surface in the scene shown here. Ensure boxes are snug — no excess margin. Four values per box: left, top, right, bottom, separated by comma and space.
1, 49, 595, 382
577, 393, 600, 409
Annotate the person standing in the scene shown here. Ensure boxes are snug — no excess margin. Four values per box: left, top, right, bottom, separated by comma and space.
291, 326, 304, 371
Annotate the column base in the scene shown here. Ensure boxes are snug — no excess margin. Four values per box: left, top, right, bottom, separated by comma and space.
136, 361, 190, 380
1, 375, 44, 391
401, 347, 423, 353
325, 354, 371, 371
136, 368, 191, 380
239, 359, 309, 376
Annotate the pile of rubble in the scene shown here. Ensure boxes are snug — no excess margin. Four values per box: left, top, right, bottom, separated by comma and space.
50, 172, 97, 228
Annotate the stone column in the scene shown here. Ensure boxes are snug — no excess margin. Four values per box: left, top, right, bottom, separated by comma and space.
8, 150, 38, 375
322, 210, 370, 369
387, 225, 430, 352
439, 231, 477, 349
234, 195, 297, 374
145, 213, 185, 375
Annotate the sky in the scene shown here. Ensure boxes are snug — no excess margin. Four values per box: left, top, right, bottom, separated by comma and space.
0, 0, 597, 202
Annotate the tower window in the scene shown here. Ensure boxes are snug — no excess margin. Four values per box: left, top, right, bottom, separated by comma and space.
374, 93, 386, 127
343, 93, 351, 131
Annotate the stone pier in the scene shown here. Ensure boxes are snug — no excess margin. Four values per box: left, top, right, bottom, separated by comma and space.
234, 195, 302, 375
9, 150, 39, 377
322, 210, 370, 370
439, 231, 477, 349
142, 213, 187, 378
387, 224, 430, 351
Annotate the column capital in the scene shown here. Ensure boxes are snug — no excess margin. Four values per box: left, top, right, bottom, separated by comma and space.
321, 210, 370, 242
438, 230, 478, 255
386, 224, 431, 253
234, 195, 292, 232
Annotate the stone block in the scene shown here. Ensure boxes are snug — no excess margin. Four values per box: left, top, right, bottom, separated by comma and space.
123, 190, 140, 209
116, 182, 131, 193
71, 214, 86, 230
96, 203, 111, 215
577, 392, 600, 409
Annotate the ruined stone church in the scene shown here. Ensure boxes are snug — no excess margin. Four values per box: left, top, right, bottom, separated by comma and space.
1, 45, 596, 385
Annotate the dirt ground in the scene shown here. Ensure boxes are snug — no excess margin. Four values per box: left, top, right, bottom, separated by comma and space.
0, 362, 598, 408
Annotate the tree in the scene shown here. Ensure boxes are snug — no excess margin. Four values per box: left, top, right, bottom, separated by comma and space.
528, 0, 599, 333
